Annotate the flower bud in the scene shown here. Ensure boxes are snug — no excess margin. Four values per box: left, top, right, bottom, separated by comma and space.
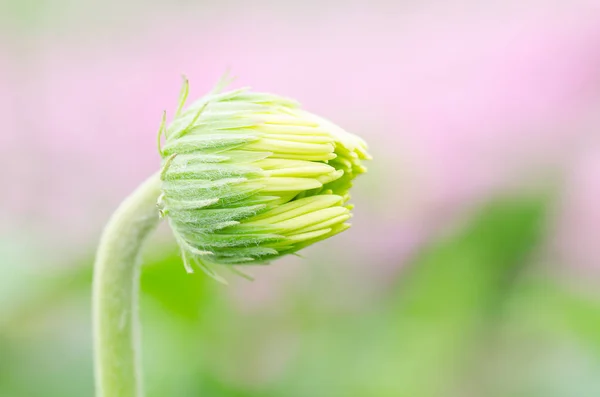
157, 77, 371, 280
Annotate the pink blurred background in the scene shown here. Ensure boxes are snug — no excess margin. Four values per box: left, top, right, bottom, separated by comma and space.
3, 1, 600, 273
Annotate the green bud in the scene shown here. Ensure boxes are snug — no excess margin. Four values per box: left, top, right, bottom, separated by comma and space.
157, 77, 371, 281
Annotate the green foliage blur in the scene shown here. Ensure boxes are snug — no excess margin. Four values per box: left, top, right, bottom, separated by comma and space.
2, 196, 600, 397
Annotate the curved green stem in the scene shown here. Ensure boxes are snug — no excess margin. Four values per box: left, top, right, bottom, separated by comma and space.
93, 172, 162, 397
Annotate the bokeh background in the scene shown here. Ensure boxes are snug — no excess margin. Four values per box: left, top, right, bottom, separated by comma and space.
2, 0, 600, 396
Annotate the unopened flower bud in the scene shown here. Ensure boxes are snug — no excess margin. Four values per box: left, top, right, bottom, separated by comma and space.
157, 77, 371, 280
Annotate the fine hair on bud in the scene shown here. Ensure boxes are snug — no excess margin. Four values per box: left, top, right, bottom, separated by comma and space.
157, 75, 371, 281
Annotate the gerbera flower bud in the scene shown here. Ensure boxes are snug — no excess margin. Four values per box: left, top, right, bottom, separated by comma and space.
157, 77, 371, 280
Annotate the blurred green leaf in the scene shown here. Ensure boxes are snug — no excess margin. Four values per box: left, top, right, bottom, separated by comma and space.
368, 197, 548, 397
481, 277, 600, 397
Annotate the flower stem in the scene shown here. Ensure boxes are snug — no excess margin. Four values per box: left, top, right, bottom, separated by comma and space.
92, 172, 162, 397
